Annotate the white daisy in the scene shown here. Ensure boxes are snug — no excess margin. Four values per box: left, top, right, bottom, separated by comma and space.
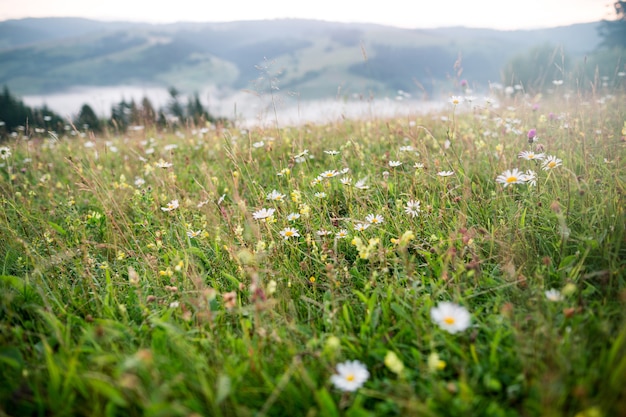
279, 227, 300, 240
161, 199, 179, 212
496, 168, 525, 187
405, 200, 421, 218
430, 302, 471, 334
330, 360, 369, 392
252, 208, 275, 220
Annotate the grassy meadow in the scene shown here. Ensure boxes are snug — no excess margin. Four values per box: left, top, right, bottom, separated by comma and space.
0, 92, 625, 416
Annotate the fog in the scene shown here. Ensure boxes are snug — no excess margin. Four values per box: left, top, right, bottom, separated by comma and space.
22, 85, 448, 128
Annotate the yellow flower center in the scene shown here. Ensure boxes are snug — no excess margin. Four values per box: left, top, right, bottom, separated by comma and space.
346, 373, 355, 382
506, 176, 518, 183
285, 231, 293, 236
443, 316, 456, 325
548, 161, 556, 168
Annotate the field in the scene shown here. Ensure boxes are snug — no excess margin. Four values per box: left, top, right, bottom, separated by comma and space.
0, 93, 625, 416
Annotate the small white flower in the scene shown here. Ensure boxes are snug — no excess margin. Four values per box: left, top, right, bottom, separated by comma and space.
518, 150, 545, 161
252, 141, 265, 148
161, 199, 179, 212
414, 162, 425, 169
430, 302, 471, 334
252, 208, 275, 220
314, 192, 327, 198
279, 227, 300, 240
522, 170, 537, 187
365, 214, 384, 225
545, 289, 563, 302
286, 213, 301, 221
389, 160, 402, 167
354, 178, 369, 190
330, 360, 369, 392
336, 229, 349, 239
134, 177, 146, 188
496, 168, 525, 187
449, 96, 463, 106
405, 200, 421, 218
437, 170, 454, 177
187, 230, 202, 238
266, 189, 286, 202
0, 146, 12, 160
542, 155, 562, 171
316, 229, 332, 236
354, 223, 370, 231
324, 150, 340, 155
340, 177, 352, 185
319, 170, 339, 179
155, 159, 173, 168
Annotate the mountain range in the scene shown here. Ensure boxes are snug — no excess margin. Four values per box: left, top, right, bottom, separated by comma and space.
0, 17, 603, 101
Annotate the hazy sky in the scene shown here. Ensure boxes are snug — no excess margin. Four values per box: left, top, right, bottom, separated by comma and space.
0, 0, 616, 30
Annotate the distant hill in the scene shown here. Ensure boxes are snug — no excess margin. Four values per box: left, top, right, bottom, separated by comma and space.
0, 17, 602, 99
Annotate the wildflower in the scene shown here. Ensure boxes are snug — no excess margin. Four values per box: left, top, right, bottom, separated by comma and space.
279, 227, 300, 240
316, 229, 332, 236
430, 302, 471, 334
449, 96, 463, 106
286, 213, 300, 221
354, 223, 370, 232
155, 159, 173, 168
252, 141, 264, 148
319, 169, 339, 179
365, 214, 384, 225
161, 199, 179, 212
542, 155, 562, 171
324, 150, 340, 155
427, 352, 446, 372
0, 146, 11, 160
134, 177, 146, 187
527, 128, 538, 144
545, 289, 563, 302
252, 208, 275, 220
437, 170, 454, 177
266, 189, 286, 202
330, 360, 369, 392
277, 168, 290, 176
336, 229, 349, 239
187, 230, 202, 238
522, 170, 537, 186
340, 177, 352, 185
518, 150, 545, 161
496, 168, 525, 187
389, 160, 402, 167
222, 291, 237, 309
414, 162, 424, 169
399, 145, 414, 152
354, 178, 369, 190
384, 351, 405, 375
404, 200, 421, 218
314, 192, 327, 198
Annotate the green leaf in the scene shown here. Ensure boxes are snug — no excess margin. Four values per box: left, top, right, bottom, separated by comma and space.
315, 387, 339, 417
47, 221, 67, 236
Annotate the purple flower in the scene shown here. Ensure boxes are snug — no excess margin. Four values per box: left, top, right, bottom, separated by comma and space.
527, 129, 537, 139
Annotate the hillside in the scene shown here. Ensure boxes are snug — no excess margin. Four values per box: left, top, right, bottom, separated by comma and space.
0, 17, 602, 99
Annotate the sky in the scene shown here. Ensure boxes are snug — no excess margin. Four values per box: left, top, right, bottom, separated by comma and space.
0, 0, 616, 30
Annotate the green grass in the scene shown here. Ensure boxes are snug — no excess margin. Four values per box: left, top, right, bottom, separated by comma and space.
0, 92, 625, 416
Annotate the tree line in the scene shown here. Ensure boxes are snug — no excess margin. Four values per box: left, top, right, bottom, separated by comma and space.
0, 86, 226, 139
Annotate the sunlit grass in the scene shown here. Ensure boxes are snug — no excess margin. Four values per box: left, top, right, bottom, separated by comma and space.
0, 92, 625, 416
